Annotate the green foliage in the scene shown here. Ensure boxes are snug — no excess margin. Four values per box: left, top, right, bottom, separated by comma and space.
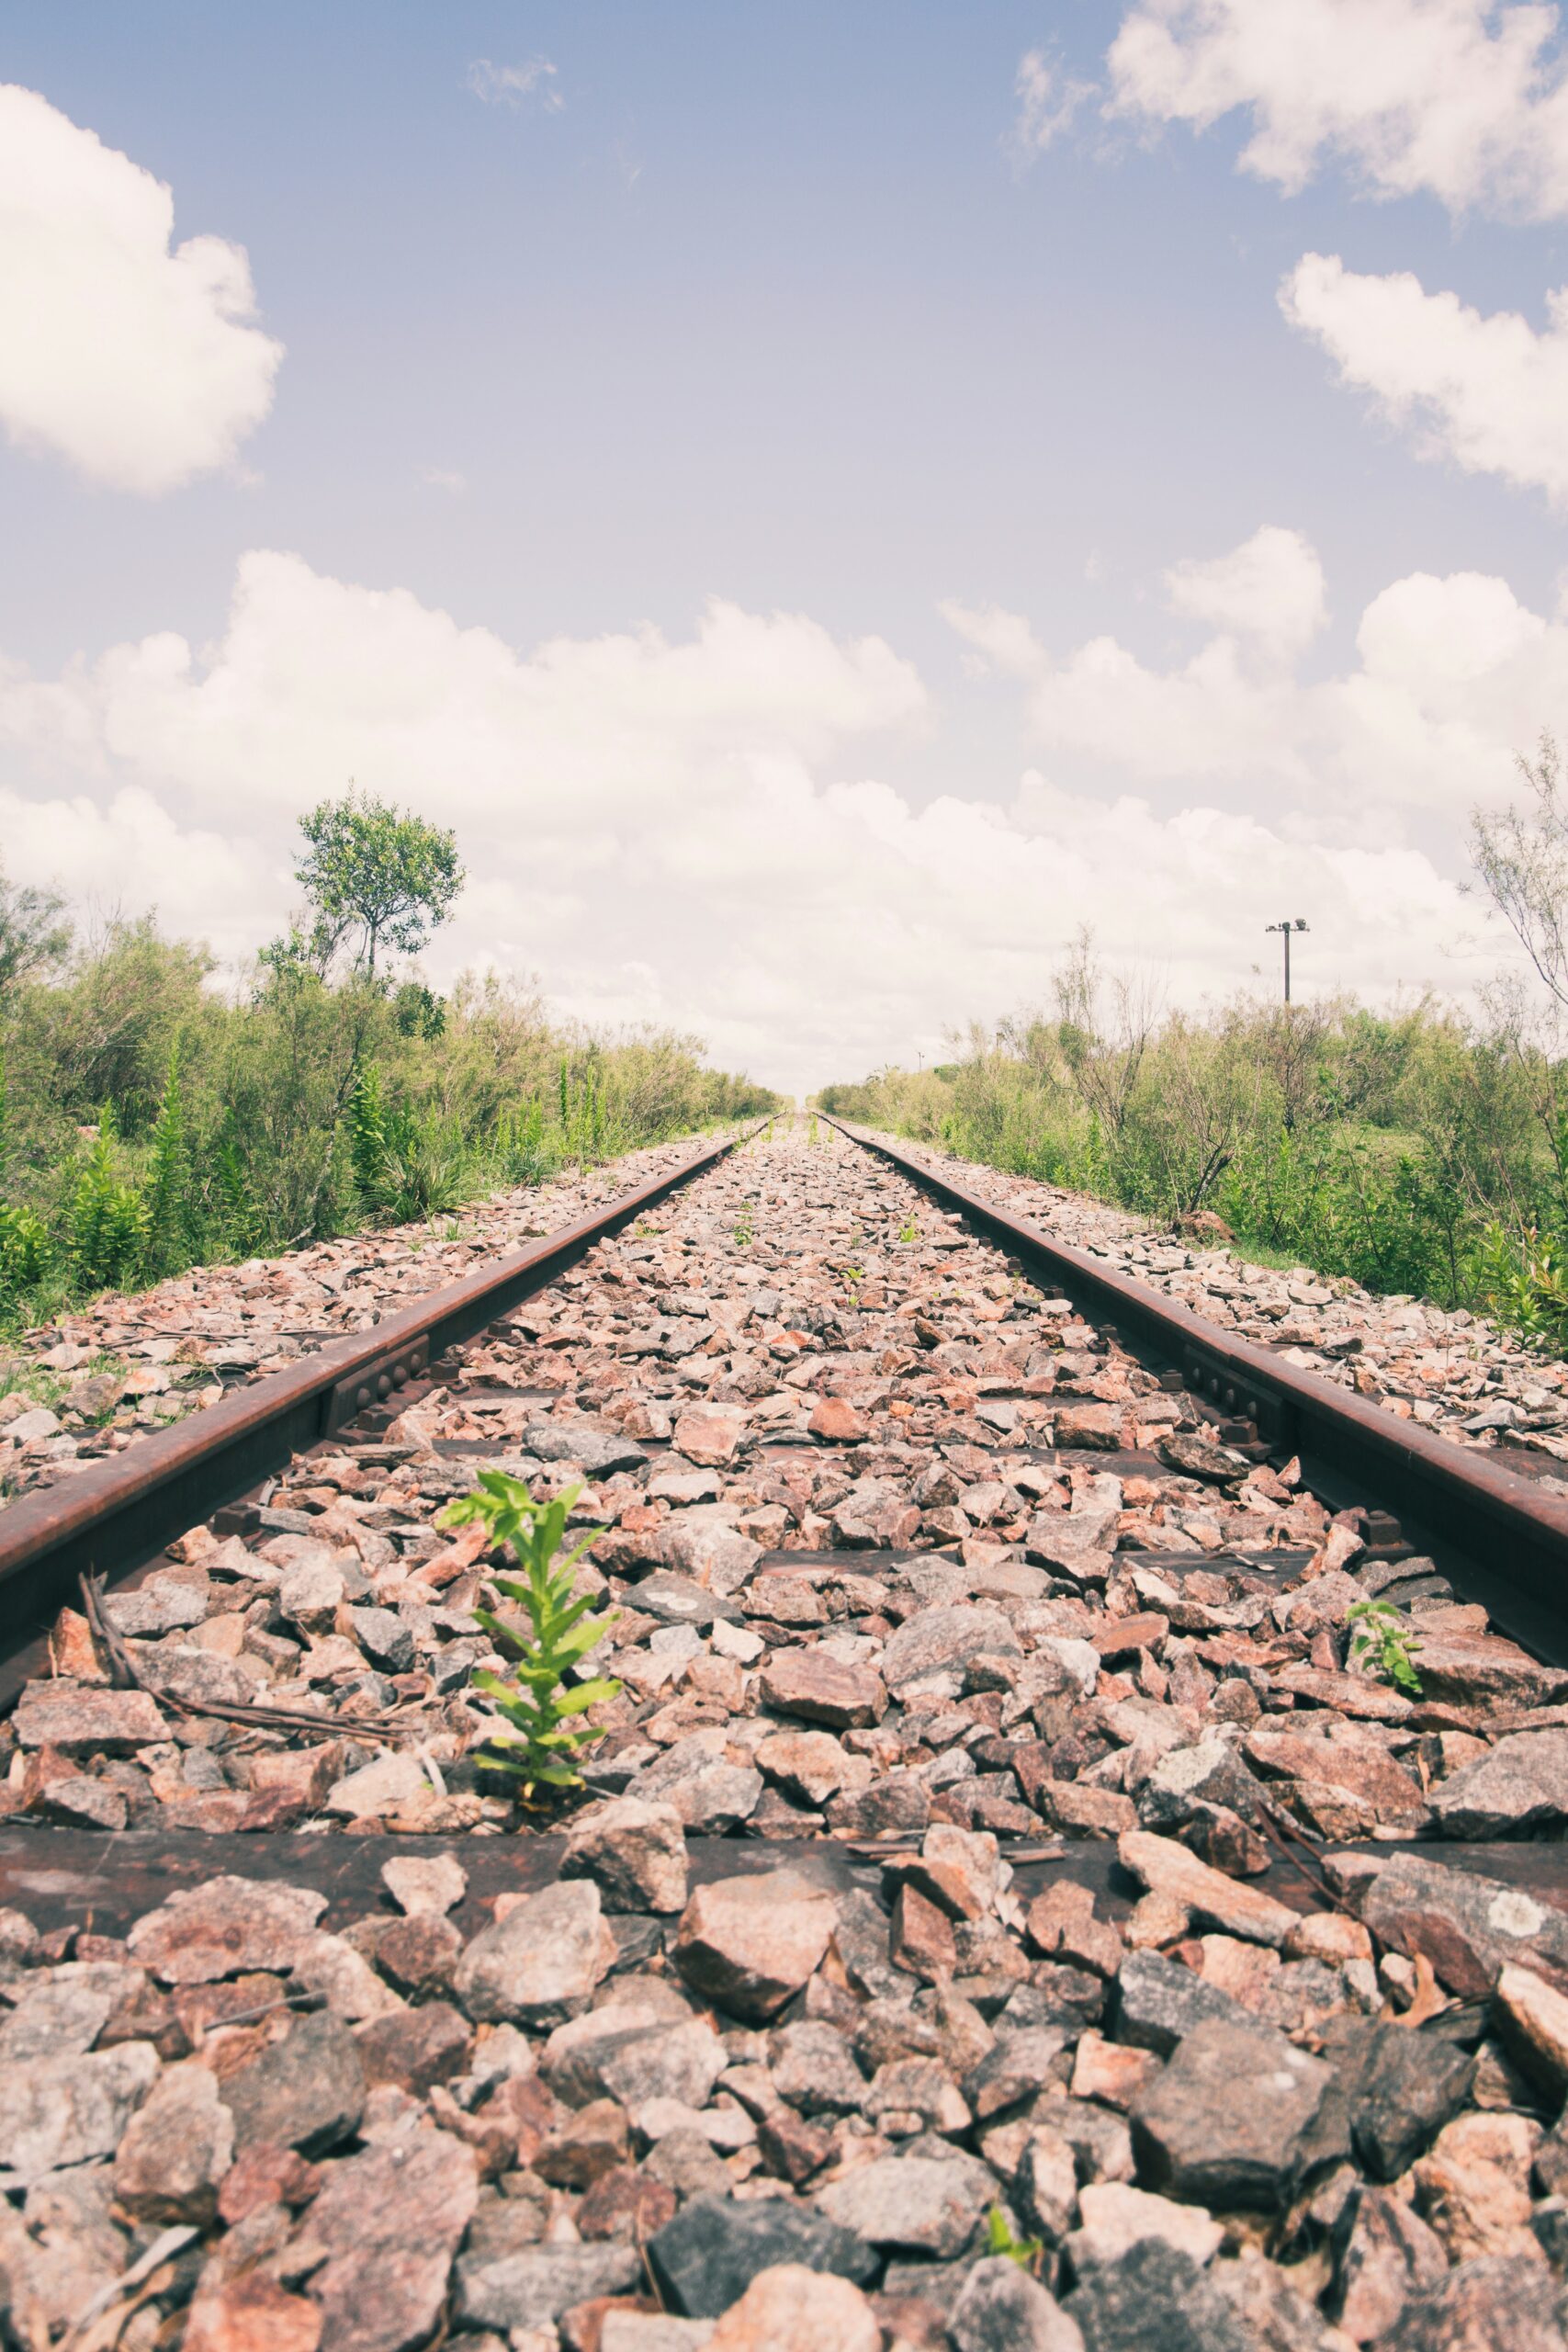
142, 1046, 200, 1281
820, 970, 1568, 1343
68, 1108, 149, 1294
438, 1470, 621, 1790
0, 864, 71, 999
296, 786, 465, 976
393, 980, 446, 1039
1348, 1600, 1423, 1697
0, 879, 779, 1329
985, 2208, 1044, 2272
733, 1205, 755, 1247
0, 1204, 51, 1304
897, 1218, 919, 1243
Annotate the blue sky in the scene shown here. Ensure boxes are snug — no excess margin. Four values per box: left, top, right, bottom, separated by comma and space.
5, 3, 1568, 1090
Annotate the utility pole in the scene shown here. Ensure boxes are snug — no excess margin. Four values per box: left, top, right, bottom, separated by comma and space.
1265, 917, 1308, 1003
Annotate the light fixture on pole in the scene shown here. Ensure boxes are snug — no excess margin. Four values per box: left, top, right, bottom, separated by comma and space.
1265, 917, 1308, 1002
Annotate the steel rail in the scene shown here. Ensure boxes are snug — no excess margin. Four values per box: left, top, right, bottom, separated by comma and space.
824, 1114, 1568, 1665
0, 1124, 760, 1704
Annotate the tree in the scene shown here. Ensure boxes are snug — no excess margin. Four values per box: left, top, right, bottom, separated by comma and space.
1471, 733, 1568, 1012
0, 864, 71, 997
295, 788, 464, 978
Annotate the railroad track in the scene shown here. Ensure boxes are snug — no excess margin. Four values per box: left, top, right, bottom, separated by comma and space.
1, 1112, 1565, 2348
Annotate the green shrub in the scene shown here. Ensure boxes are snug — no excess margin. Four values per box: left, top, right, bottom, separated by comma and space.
438, 1470, 621, 1792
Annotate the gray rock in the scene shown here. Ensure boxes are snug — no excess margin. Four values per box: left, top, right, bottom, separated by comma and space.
815, 2150, 994, 2256
629, 1735, 763, 1833
1135, 1737, 1263, 1830
1111, 1950, 1250, 2057
1381, 2255, 1568, 2351
1361, 1852, 1568, 1998
113, 2061, 233, 2224
952, 2257, 1086, 2352
1324, 2018, 1475, 2182
645, 2190, 877, 2317
1429, 1729, 1568, 1839
598, 2018, 730, 2111
1130, 2018, 1344, 2211
126, 1644, 260, 1708
561, 1795, 689, 1913
104, 1581, 209, 1635
1331, 2183, 1448, 2345
634, 1574, 743, 1626
770, 2018, 870, 2115
457, 2241, 641, 2331
0, 1962, 141, 2064
600, 2321, 716, 2352
882, 1606, 1021, 1698
0, 2042, 160, 2177
127, 1873, 328, 1984
454, 1880, 612, 2026
307, 2127, 479, 2352
524, 1419, 649, 1476
1063, 2239, 1253, 2352
343, 1604, 416, 1674
218, 2008, 366, 2154
964, 2029, 1068, 2120
540, 1993, 696, 2105
13, 1682, 169, 1754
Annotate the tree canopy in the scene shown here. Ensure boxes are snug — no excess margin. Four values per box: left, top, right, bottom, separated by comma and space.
295, 788, 464, 977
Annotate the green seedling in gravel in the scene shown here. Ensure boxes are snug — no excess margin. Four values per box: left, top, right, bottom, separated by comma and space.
1348, 1599, 1423, 1697
439, 1469, 621, 1793
898, 1220, 919, 1244
733, 1207, 755, 1247
986, 2208, 1044, 2273
807, 1113, 820, 1146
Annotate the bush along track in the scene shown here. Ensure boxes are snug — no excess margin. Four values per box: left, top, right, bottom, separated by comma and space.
0, 1123, 1566, 2346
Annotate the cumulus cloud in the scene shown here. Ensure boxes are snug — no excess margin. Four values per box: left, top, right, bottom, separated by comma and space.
465, 58, 562, 111
0, 85, 282, 494
1164, 525, 1327, 662
944, 533, 1560, 819
1106, 0, 1568, 219
0, 548, 1513, 1091
1282, 253, 1568, 506
1008, 49, 1096, 166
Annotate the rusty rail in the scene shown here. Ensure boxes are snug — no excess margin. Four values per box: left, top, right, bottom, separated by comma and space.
823, 1115, 1568, 1666
0, 1125, 758, 1704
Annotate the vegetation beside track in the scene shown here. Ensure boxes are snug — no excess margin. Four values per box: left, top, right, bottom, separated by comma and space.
818, 959, 1568, 1346
0, 796, 778, 1331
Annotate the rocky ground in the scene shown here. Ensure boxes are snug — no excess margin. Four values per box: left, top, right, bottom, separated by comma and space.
2, 1121, 1568, 2348
0, 1131, 720, 1511
857, 1122, 1568, 1465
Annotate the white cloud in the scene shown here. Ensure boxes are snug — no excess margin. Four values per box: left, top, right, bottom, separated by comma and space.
465, 58, 563, 112
944, 534, 1562, 820
1164, 525, 1327, 661
1282, 253, 1568, 505
1107, 0, 1568, 219
0, 85, 282, 494
422, 467, 468, 495
0, 548, 1517, 1091
1009, 49, 1095, 166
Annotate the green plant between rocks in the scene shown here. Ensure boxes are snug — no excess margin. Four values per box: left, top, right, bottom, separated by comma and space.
438, 1469, 622, 1793
986, 2207, 1044, 2272
1347, 1599, 1423, 1697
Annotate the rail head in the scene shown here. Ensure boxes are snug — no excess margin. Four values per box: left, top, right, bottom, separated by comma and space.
823, 1114, 1568, 1662
0, 1123, 761, 1695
